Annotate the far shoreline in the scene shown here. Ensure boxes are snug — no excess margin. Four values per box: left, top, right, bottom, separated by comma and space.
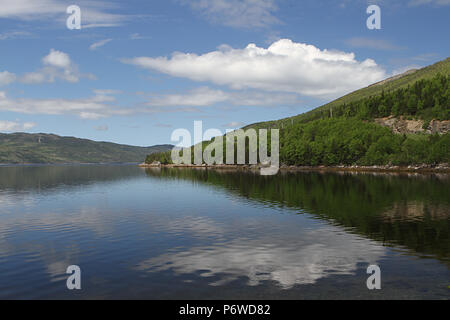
138, 163, 450, 174
0, 162, 140, 167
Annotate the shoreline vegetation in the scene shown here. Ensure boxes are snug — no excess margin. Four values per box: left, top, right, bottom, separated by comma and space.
139, 162, 450, 173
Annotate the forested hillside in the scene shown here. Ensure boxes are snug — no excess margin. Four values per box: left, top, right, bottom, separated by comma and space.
146, 59, 450, 167
245, 58, 450, 130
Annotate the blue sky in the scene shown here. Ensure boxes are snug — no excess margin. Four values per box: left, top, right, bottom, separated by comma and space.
0, 0, 449, 146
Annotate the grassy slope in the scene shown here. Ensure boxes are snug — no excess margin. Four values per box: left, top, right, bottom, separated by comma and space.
245, 57, 450, 130
0, 133, 173, 164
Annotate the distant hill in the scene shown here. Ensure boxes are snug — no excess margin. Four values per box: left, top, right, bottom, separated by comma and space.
245, 57, 450, 130
0, 133, 173, 164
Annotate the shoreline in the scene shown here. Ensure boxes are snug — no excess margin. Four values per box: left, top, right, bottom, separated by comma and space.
138, 163, 450, 173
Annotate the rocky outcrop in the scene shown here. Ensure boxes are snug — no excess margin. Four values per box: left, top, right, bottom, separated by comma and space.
374, 116, 450, 134
429, 119, 450, 134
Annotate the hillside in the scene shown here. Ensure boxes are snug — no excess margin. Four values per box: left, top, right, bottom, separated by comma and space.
0, 133, 173, 164
146, 58, 449, 167
245, 57, 450, 130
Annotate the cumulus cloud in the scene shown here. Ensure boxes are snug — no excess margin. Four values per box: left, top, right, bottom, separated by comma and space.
89, 39, 112, 50
180, 0, 279, 28
42, 49, 71, 68
0, 0, 127, 28
20, 49, 95, 84
0, 120, 36, 132
0, 90, 128, 120
0, 71, 16, 86
123, 39, 387, 99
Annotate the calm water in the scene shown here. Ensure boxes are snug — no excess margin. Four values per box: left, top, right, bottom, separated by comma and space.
0, 165, 449, 299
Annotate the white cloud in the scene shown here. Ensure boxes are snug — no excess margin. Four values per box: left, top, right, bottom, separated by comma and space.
89, 39, 112, 50
20, 49, 95, 84
144, 87, 301, 108
42, 49, 71, 68
123, 39, 387, 99
0, 120, 36, 132
0, 90, 128, 120
0, 0, 127, 28
180, 0, 279, 28
0, 71, 16, 86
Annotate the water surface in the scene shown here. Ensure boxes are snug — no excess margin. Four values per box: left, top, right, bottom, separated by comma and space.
0, 165, 449, 299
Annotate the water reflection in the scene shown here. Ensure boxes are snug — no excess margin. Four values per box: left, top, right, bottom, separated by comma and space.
380, 201, 449, 222
136, 224, 385, 289
145, 168, 450, 263
0, 164, 143, 192
0, 165, 448, 299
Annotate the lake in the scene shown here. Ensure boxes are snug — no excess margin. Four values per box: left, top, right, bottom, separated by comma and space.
0, 165, 448, 299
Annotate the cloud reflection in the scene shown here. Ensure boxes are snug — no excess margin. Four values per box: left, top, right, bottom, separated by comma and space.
136, 225, 386, 289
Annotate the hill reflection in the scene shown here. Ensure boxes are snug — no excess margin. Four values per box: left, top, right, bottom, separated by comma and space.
145, 168, 450, 263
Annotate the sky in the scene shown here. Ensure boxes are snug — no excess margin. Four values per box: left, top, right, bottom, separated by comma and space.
0, 0, 449, 146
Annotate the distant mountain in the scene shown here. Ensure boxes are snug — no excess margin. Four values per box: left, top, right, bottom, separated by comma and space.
0, 133, 173, 164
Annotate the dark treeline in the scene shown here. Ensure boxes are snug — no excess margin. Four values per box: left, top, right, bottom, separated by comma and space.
146, 74, 450, 166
